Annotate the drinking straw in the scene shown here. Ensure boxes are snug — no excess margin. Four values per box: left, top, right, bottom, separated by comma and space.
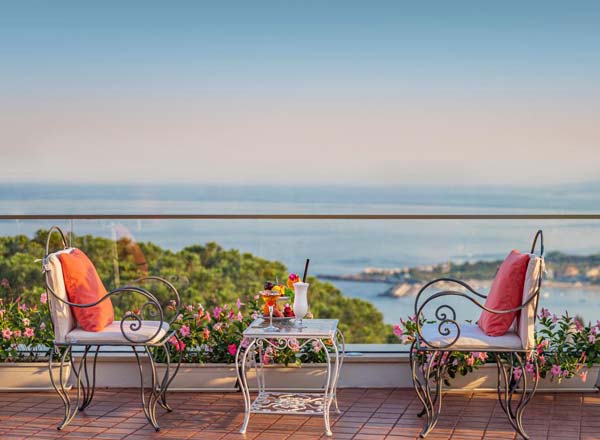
302, 259, 310, 283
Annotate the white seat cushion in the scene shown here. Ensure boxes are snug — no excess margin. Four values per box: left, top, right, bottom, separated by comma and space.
65, 321, 169, 344
420, 323, 523, 350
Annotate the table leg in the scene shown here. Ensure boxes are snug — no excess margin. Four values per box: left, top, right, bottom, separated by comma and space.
236, 338, 256, 434
332, 329, 345, 414
321, 338, 333, 437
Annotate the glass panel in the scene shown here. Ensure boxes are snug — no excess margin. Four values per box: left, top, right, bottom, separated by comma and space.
1, 218, 600, 349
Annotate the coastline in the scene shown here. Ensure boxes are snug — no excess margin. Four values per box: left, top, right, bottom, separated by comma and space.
320, 275, 600, 298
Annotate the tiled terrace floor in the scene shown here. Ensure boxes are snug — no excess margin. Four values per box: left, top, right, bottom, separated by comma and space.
0, 389, 598, 440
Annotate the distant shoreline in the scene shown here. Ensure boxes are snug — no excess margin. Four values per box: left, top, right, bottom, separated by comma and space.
319, 275, 600, 298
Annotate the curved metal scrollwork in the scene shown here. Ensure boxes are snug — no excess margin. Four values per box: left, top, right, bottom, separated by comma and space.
44, 226, 182, 431
414, 231, 545, 350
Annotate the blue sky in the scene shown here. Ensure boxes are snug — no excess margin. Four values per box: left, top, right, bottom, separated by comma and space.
1, 1, 599, 184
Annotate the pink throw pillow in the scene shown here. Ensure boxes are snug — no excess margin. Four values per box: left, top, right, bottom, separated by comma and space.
478, 250, 530, 336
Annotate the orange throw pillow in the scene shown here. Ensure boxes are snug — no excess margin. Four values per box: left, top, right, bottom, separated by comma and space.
478, 250, 530, 336
59, 249, 114, 332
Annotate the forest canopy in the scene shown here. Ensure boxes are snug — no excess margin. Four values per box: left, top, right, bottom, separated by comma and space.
0, 230, 395, 343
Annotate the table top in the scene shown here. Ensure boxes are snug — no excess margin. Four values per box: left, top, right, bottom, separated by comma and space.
243, 318, 339, 338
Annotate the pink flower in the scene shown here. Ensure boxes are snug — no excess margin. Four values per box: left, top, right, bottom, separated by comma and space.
466, 355, 475, 366
204, 311, 212, 322
13, 330, 21, 338
40, 322, 46, 330
552, 314, 558, 324
312, 340, 322, 353
203, 328, 210, 340
589, 334, 596, 344
18, 303, 27, 311
513, 367, 523, 381
452, 359, 458, 366
539, 308, 550, 319
580, 369, 588, 383
262, 353, 271, 365
525, 362, 535, 374
236, 298, 242, 310
393, 324, 403, 338
237, 311, 243, 322
575, 320, 584, 332
214, 323, 223, 332
213, 307, 223, 319
22, 318, 30, 326
472, 352, 488, 362
24, 327, 34, 338
169, 336, 186, 352
562, 369, 569, 378
538, 355, 546, 366
2, 328, 12, 339
228, 311, 236, 321
289, 338, 300, 352
251, 311, 259, 320
550, 364, 562, 377
186, 304, 194, 312
40, 293, 48, 304
227, 343, 237, 356
179, 325, 191, 338
241, 338, 250, 348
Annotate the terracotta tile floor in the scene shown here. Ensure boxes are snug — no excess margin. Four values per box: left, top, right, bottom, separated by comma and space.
0, 388, 598, 440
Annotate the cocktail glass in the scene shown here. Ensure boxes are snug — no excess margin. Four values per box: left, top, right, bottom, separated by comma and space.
261, 290, 281, 332
293, 282, 309, 328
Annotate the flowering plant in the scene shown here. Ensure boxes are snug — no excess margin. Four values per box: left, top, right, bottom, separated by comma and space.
0, 292, 54, 362
535, 308, 600, 383
156, 293, 328, 366
394, 309, 600, 386
393, 316, 488, 386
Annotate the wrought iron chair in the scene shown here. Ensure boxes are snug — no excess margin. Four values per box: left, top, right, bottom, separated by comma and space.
410, 230, 544, 439
42, 226, 183, 431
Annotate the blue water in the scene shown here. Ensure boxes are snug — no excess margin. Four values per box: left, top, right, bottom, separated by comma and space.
1, 183, 599, 324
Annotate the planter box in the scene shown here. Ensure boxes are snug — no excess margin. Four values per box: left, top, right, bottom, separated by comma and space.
76, 354, 239, 391
445, 364, 600, 392
156, 363, 238, 391
0, 362, 72, 391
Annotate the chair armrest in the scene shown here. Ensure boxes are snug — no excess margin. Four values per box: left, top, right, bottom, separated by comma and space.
44, 270, 167, 344
130, 276, 182, 326
413, 278, 535, 350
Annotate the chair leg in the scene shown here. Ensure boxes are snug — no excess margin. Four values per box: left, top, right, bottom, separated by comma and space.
410, 344, 447, 438
132, 345, 160, 431
155, 341, 182, 412
49, 345, 85, 430
69, 345, 99, 411
496, 353, 539, 440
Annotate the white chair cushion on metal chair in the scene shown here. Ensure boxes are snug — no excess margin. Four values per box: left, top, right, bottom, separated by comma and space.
519, 255, 544, 351
65, 321, 169, 344
44, 249, 77, 343
421, 323, 522, 350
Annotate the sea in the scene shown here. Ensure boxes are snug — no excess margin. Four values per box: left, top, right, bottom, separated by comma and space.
1, 182, 600, 324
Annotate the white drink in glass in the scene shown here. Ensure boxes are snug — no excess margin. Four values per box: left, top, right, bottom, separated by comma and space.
293, 282, 309, 328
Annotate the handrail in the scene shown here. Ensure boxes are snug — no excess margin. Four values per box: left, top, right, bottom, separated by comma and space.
1, 214, 600, 220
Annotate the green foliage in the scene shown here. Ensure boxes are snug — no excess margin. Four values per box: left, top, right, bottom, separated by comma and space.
0, 230, 394, 344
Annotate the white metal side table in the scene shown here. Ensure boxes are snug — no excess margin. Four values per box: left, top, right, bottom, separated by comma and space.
235, 318, 345, 437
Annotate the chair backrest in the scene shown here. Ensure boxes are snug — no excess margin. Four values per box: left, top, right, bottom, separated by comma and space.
518, 230, 544, 351
43, 226, 77, 343
44, 249, 77, 343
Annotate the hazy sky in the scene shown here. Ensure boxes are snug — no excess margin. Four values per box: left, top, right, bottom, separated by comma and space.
1, 1, 599, 185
